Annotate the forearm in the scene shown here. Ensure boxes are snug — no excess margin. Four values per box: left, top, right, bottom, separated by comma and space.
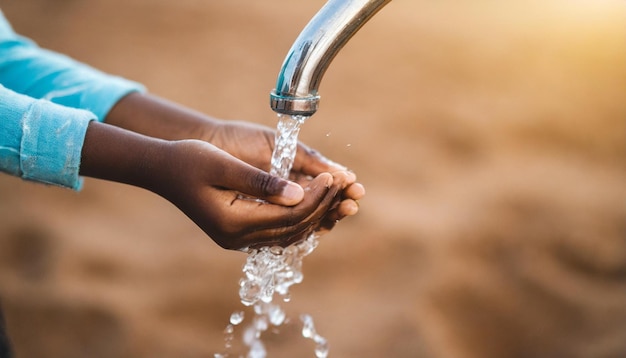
105, 92, 221, 142
79, 120, 171, 193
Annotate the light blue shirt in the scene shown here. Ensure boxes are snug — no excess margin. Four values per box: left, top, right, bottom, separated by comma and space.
0, 10, 144, 190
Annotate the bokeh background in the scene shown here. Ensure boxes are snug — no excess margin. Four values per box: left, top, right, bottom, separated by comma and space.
1, 0, 625, 357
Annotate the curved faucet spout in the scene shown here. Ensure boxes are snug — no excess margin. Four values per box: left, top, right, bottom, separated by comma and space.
270, 0, 391, 116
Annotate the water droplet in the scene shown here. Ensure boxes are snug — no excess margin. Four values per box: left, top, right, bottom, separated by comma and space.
248, 340, 266, 358
315, 339, 329, 358
239, 281, 260, 306
301, 314, 316, 339
254, 316, 268, 332
243, 325, 256, 345
224, 324, 234, 335
268, 304, 286, 326
314, 334, 327, 345
229, 311, 245, 325
299, 314, 330, 356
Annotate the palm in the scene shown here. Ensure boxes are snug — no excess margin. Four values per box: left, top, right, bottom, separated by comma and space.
206, 120, 276, 172
202, 119, 365, 240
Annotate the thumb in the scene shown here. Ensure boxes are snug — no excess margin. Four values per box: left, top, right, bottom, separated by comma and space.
231, 165, 304, 206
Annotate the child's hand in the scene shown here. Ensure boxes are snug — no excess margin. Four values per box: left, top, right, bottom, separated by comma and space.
80, 122, 360, 249
201, 120, 365, 228
152, 138, 350, 249
102, 93, 365, 248
106, 93, 365, 224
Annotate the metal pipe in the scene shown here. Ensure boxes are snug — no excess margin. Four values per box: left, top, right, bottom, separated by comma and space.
270, 0, 391, 116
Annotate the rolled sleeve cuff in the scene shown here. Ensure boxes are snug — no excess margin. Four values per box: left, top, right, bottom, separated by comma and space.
20, 99, 96, 190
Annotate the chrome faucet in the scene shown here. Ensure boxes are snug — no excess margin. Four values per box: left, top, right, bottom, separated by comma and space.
270, 0, 391, 117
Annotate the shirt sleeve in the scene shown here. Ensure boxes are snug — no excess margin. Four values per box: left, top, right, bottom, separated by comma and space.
0, 83, 95, 190
0, 10, 145, 190
0, 13, 145, 121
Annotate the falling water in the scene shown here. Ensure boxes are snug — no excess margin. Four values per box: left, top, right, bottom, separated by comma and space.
216, 114, 328, 358
269, 114, 307, 179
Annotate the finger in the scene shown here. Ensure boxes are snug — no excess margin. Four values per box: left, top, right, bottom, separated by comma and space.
240, 221, 315, 249
196, 175, 330, 250
297, 174, 342, 224
311, 198, 359, 238
292, 143, 348, 177
344, 182, 365, 201
289, 172, 362, 220
320, 198, 359, 224
217, 153, 305, 206
336, 199, 359, 217
235, 174, 342, 247
290, 170, 356, 191
331, 170, 357, 189
229, 173, 334, 232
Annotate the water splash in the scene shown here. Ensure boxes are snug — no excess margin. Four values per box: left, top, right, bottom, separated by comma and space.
217, 114, 328, 358
239, 237, 318, 307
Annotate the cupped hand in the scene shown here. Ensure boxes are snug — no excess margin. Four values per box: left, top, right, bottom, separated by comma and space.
204, 120, 365, 225
102, 93, 365, 247
155, 139, 350, 249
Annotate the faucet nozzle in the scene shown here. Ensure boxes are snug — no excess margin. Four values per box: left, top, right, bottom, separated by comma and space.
269, 93, 320, 117
270, 0, 391, 117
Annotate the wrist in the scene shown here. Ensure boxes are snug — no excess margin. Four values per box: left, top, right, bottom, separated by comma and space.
80, 120, 172, 193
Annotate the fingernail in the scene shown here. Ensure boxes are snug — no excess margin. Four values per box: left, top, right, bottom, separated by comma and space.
345, 200, 359, 215
335, 170, 356, 184
281, 182, 304, 202
323, 173, 333, 188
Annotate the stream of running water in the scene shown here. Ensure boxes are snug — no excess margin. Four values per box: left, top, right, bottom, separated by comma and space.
215, 114, 328, 358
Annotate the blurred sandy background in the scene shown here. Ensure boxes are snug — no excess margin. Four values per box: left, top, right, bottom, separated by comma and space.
0, 0, 625, 357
